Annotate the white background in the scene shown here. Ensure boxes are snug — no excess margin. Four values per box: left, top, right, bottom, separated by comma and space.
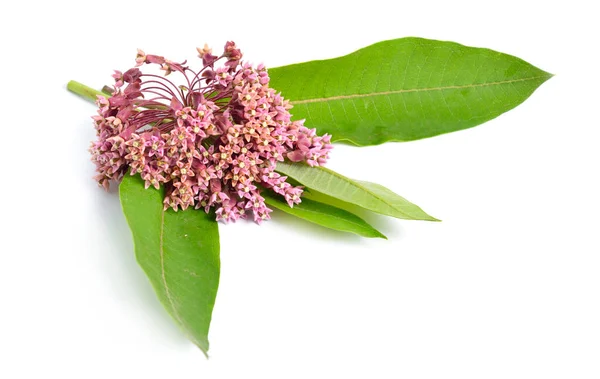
2, 1, 599, 378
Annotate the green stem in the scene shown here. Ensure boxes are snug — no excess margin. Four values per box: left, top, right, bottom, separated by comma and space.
67, 80, 107, 104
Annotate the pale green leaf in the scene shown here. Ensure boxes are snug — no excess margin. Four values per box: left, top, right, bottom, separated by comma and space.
119, 175, 220, 356
269, 37, 552, 146
263, 191, 386, 239
276, 162, 438, 221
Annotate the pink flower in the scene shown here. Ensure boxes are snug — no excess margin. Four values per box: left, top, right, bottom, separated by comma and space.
89, 42, 333, 223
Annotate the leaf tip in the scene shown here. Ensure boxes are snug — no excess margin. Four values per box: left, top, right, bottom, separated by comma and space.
419, 213, 441, 222
538, 69, 554, 81
196, 341, 210, 359
412, 210, 441, 222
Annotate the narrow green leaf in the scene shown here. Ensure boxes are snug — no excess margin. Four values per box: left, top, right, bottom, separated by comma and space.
119, 175, 220, 356
269, 37, 552, 146
263, 191, 386, 239
276, 161, 438, 221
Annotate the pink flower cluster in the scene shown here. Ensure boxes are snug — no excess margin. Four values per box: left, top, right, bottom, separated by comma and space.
90, 42, 333, 223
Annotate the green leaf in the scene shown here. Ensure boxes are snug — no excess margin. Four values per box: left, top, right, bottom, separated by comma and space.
276, 161, 438, 221
119, 175, 220, 356
269, 37, 552, 146
262, 190, 386, 239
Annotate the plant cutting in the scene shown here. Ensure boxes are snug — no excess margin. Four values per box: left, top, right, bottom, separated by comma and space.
68, 37, 551, 356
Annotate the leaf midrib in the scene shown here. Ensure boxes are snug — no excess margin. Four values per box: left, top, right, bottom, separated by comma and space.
158, 209, 205, 349
160, 210, 209, 352
159, 209, 182, 325
291, 75, 549, 105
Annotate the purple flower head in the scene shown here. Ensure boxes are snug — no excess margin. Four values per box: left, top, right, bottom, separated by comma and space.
89, 42, 333, 223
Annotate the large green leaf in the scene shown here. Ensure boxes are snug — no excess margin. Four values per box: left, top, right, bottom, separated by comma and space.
119, 175, 220, 356
276, 162, 438, 221
269, 37, 552, 146
262, 191, 386, 239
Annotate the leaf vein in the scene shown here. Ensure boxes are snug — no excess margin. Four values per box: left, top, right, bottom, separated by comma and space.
290, 76, 548, 105
159, 210, 186, 332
